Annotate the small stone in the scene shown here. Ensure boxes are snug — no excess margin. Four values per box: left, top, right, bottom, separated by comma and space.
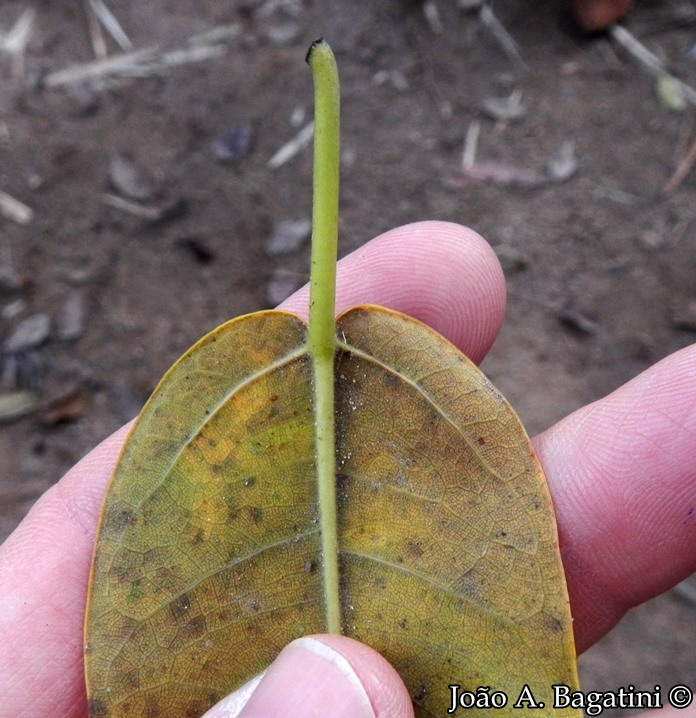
2, 299, 26, 320
108, 154, 156, 201
4, 313, 51, 352
557, 306, 598, 335
638, 230, 665, 250
547, 140, 579, 182
56, 290, 86, 341
0, 266, 21, 293
265, 219, 312, 257
656, 74, 686, 112
482, 90, 524, 122
211, 125, 253, 163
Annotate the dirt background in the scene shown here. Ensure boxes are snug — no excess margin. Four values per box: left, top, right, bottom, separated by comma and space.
1, 1, 695, 714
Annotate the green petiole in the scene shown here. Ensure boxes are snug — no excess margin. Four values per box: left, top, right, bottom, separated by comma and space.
306, 39, 341, 635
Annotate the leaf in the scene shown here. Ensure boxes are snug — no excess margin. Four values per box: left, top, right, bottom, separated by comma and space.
84, 305, 579, 717
85, 39, 580, 718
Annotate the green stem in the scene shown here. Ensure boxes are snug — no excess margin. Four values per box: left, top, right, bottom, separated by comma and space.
306, 39, 341, 635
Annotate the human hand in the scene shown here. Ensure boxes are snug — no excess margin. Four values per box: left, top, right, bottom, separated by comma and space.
1, 221, 694, 718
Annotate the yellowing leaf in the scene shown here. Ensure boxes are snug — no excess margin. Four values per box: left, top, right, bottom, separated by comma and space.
85, 305, 579, 717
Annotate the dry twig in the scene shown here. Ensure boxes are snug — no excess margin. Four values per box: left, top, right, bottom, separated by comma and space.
0, 190, 33, 224
267, 122, 314, 169
661, 133, 696, 196
87, 0, 133, 52
83, 0, 108, 60
462, 120, 480, 169
423, 1, 444, 34
479, 5, 527, 71
610, 24, 696, 106
43, 44, 226, 87
0, 7, 35, 77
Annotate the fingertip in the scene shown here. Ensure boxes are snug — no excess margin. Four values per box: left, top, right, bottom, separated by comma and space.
207, 635, 413, 718
570, 0, 633, 32
307, 635, 415, 718
280, 221, 506, 364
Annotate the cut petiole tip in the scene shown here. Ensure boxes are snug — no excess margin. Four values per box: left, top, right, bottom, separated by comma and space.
305, 37, 325, 64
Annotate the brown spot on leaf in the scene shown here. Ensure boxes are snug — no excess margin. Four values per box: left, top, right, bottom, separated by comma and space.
190, 528, 206, 546
122, 669, 139, 690
184, 615, 206, 638
88, 697, 108, 716
405, 539, 424, 559
107, 507, 137, 531
144, 698, 162, 718
413, 683, 428, 702
547, 615, 563, 634
170, 593, 192, 619
382, 372, 399, 389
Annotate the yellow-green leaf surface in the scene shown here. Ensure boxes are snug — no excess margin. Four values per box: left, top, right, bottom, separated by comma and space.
85, 304, 580, 717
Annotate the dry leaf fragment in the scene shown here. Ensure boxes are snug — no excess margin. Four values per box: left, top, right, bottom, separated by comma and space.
0, 390, 38, 422
450, 161, 549, 189
39, 387, 90, 425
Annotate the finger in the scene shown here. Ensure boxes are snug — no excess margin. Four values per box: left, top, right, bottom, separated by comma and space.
280, 220, 506, 365
570, 0, 634, 31
534, 343, 696, 654
0, 422, 132, 718
204, 636, 413, 718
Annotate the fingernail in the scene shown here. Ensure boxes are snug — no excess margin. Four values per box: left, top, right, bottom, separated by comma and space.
204, 637, 375, 718
201, 673, 265, 718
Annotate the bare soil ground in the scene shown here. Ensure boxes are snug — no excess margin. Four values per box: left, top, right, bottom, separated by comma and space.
1, 1, 695, 713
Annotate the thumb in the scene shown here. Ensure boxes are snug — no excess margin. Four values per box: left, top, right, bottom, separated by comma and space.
202, 635, 414, 718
